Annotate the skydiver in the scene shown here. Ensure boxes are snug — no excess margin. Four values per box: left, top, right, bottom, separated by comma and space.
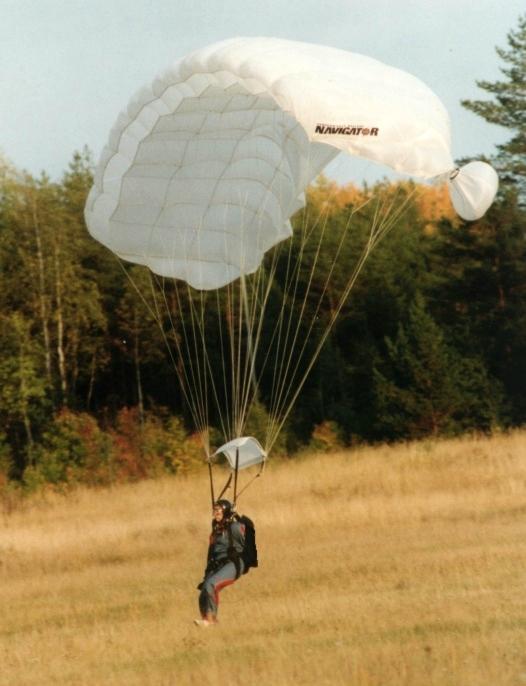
194, 499, 246, 627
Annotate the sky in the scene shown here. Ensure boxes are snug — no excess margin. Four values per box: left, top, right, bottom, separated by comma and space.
1, 0, 523, 185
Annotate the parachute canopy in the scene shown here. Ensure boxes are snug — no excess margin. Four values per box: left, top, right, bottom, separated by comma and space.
85, 37, 498, 290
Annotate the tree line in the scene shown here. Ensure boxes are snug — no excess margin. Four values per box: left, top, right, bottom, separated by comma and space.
0, 14, 524, 489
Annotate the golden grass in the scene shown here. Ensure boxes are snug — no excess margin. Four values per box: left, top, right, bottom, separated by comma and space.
1, 430, 526, 685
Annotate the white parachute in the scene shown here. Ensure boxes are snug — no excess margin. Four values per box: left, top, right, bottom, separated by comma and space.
85, 37, 498, 291
85, 38, 498, 466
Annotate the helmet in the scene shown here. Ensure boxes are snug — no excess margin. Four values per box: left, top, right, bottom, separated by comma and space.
214, 499, 234, 519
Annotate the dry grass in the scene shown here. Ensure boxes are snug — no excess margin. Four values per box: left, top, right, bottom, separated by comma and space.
1, 430, 526, 685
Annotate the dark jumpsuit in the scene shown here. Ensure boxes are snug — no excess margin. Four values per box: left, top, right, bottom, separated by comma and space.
198, 519, 245, 619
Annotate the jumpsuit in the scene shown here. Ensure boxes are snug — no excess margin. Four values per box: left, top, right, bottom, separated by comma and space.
198, 519, 245, 619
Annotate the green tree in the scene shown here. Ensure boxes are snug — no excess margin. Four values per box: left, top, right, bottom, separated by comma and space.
55, 151, 110, 408
116, 266, 168, 422
31, 409, 115, 486
0, 156, 110, 410
373, 294, 500, 439
0, 313, 49, 471
462, 13, 526, 199
428, 191, 526, 424
320, 182, 437, 440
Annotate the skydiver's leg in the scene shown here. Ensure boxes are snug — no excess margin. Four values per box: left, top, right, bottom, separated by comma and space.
198, 561, 239, 621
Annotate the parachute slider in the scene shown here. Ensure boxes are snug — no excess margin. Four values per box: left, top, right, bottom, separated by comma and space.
208, 437, 267, 507
213, 436, 267, 471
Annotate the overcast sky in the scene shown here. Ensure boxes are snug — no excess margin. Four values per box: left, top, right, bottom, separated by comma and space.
1, 0, 523, 184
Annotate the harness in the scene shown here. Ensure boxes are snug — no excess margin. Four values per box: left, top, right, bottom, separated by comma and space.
202, 521, 241, 580
227, 523, 242, 579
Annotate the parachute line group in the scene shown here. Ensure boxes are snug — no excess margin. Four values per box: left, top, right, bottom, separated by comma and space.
85, 37, 499, 461
119, 177, 417, 458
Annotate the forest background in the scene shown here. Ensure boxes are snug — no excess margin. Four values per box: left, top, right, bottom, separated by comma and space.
0, 15, 525, 492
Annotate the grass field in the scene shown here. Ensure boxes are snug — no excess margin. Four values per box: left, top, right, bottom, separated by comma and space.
1, 431, 526, 685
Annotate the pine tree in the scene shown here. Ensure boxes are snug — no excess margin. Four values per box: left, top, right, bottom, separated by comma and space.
429, 191, 526, 424
373, 294, 500, 439
462, 13, 526, 200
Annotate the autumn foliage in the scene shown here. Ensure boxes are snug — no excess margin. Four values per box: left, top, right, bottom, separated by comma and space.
20, 407, 203, 491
